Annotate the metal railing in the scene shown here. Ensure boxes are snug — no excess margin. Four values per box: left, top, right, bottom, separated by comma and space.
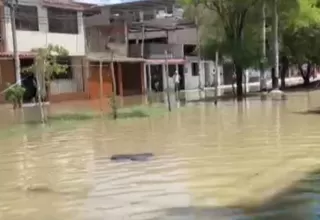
128, 43, 183, 58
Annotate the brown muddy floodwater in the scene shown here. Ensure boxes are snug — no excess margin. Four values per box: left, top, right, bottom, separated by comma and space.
1, 91, 320, 220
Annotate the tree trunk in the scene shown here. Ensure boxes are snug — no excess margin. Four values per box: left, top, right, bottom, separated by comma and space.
298, 64, 310, 86
235, 64, 243, 100
280, 56, 289, 89
271, 67, 277, 88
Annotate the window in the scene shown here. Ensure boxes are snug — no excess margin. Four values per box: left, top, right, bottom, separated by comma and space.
166, 6, 173, 14
51, 57, 73, 79
15, 5, 39, 31
47, 7, 78, 34
192, 63, 199, 76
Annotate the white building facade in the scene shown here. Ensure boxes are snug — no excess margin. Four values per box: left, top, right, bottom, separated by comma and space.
3, 0, 87, 99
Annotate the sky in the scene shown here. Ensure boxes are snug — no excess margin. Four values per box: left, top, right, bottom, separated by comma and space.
74, 0, 142, 6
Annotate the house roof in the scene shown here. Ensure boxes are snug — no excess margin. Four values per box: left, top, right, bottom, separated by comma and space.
82, 0, 176, 10
41, 0, 93, 11
109, 0, 175, 11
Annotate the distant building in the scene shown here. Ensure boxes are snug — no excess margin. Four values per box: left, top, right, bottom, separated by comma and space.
83, 0, 218, 100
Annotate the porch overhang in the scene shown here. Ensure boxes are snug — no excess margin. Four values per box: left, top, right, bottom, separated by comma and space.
0, 52, 36, 60
145, 59, 185, 65
86, 52, 145, 62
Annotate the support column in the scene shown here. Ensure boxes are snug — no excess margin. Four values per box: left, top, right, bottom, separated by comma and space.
83, 58, 90, 92
140, 62, 146, 94
162, 63, 167, 90
143, 63, 147, 93
117, 62, 123, 96
148, 64, 151, 92
217, 65, 221, 96
245, 70, 250, 93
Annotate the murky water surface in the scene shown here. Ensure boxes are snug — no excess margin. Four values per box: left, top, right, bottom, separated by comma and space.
1, 92, 320, 219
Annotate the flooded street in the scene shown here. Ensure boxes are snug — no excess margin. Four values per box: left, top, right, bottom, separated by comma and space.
1, 91, 320, 219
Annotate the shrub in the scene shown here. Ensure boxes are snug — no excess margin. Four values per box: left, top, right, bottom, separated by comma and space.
4, 83, 25, 109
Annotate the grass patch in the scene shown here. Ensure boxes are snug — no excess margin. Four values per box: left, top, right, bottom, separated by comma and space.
48, 112, 97, 121
48, 105, 167, 122
114, 105, 166, 119
0, 105, 168, 140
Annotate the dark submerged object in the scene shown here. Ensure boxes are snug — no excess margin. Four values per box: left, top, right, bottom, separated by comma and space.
110, 153, 154, 161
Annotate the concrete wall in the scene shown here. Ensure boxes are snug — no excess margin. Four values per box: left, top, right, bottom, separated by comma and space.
167, 28, 197, 45
4, 1, 85, 56
84, 8, 111, 27
184, 57, 215, 90
50, 57, 84, 95
85, 25, 126, 55
0, 59, 16, 102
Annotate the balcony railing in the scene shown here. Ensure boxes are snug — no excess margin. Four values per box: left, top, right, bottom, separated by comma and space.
128, 43, 184, 59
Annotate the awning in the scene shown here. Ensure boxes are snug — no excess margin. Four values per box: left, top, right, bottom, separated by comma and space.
0, 52, 36, 59
145, 59, 185, 65
86, 52, 145, 62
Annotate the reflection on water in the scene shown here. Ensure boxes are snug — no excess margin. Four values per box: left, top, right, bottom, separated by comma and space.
1, 91, 320, 219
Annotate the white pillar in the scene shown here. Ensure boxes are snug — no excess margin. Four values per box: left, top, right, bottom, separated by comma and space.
162, 63, 167, 90
147, 64, 151, 92
217, 65, 222, 96
143, 63, 147, 92
245, 70, 250, 93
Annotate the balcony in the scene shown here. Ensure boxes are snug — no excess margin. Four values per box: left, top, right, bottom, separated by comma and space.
129, 43, 184, 59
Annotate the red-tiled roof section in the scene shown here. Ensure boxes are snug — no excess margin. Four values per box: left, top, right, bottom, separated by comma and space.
41, 0, 94, 11
0, 52, 36, 58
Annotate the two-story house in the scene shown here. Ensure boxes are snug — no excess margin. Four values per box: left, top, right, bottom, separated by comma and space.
0, 0, 88, 102
83, 0, 218, 100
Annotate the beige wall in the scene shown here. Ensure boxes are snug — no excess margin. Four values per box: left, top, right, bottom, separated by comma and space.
50, 57, 84, 95
4, 1, 85, 56
168, 28, 197, 45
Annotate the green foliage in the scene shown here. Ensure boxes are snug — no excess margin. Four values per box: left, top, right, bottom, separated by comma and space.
22, 44, 69, 79
184, 0, 262, 68
4, 83, 25, 108
279, 0, 320, 66
282, 24, 320, 64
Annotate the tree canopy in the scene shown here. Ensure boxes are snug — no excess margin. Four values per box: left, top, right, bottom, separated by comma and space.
181, 0, 320, 94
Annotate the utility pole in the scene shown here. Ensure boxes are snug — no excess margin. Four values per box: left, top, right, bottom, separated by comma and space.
5, 0, 21, 85
195, 16, 201, 90
214, 51, 219, 105
260, 0, 267, 92
272, 0, 279, 90
164, 50, 171, 112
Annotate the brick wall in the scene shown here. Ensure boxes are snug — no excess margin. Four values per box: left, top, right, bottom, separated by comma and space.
0, 59, 15, 103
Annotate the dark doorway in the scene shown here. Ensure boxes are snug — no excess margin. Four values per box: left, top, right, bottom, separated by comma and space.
121, 63, 142, 96
178, 64, 185, 90
149, 65, 163, 92
20, 58, 37, 103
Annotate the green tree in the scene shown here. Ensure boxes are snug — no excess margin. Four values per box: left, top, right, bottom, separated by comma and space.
280, 0, 320, 86
23, 44, 69, 101
182, 0, 263, 99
